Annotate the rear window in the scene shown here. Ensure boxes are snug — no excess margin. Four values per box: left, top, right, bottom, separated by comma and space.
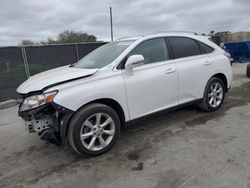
168, 37, 201, 59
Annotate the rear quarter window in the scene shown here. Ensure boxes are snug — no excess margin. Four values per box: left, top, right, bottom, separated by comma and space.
197, 41, 214, 54
168, 37, 201, 59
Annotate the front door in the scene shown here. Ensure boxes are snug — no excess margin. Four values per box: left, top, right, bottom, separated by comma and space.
122, 38, 178, 119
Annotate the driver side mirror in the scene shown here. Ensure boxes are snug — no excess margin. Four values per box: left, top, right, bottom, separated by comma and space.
125, 55, 144, 74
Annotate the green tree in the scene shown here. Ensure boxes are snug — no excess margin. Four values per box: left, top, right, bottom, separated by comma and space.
208, 30, 231, 45
19, 31, 97, 45
54, 30, 96, 44
19, 40, 39, 46
213, 31, 231, 36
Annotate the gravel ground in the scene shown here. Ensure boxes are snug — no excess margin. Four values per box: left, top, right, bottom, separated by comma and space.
0, 63, 249, 188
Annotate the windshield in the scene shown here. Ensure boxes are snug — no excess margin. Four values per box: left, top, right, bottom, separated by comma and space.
73, 41, 134, 69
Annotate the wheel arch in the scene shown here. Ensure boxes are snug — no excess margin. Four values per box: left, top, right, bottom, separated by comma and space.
73, 98, 126, 127
63, 98, 126, 141
211, 73, 228, 92
86, 98, 126, 127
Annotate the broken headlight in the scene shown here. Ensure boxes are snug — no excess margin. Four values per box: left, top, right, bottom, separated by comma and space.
19, 91, 58, 112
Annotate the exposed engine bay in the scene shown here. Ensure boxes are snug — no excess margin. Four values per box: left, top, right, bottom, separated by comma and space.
19, 97, 73, 145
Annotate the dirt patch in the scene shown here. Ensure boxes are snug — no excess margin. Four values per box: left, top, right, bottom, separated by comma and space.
131, 162, 144, 171
156, 169, 186, 188
127, 151, 140, 161
185, 81, 250, 127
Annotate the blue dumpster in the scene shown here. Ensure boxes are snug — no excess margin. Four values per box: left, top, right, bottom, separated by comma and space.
224, 41, 250, 63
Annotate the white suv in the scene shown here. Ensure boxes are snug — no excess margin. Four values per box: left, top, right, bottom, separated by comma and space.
17, 32, 233, 156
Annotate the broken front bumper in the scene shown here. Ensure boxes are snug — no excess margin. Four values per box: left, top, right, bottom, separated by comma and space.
25, 116, 53, 133
19, 102, 73, 145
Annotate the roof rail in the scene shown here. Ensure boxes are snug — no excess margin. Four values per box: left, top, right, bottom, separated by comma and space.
146, 31, 198, 36
115, 35, 143, 41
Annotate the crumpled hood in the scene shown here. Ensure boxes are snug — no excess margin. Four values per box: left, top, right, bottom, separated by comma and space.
17, 65, 98, 94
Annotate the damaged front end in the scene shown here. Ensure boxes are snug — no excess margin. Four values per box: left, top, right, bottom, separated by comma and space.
18, 91, 73, 145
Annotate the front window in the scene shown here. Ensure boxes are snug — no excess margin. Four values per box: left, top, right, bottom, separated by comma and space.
73, 41, 134, 69
129, 38, 169, 64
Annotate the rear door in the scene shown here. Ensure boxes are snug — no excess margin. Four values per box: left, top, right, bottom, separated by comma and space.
167, 36, 215, 104
122, 38, 178, 119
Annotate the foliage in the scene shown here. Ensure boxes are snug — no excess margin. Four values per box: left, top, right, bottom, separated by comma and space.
208, 30, 231, 45
19, 40, 40, 46
19, 30, 97, 46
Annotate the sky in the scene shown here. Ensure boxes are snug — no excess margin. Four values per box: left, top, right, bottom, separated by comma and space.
0, 0, 249, 46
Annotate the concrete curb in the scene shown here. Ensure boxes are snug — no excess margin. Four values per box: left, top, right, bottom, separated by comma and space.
0, 99, 18, 109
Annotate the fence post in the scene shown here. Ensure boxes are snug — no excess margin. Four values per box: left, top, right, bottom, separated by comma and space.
75, 44, 79, 61
21, 47, 30, 78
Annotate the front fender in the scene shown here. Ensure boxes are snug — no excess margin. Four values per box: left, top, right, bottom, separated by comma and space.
49, 71, 130, 121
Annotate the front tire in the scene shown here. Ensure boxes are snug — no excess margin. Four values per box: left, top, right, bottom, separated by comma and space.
68, 103, 120, 156
198, 77, 226, 112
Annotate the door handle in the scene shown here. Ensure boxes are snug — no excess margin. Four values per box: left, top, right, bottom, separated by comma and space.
165, 67, 176, 74
204, 61, 212, 65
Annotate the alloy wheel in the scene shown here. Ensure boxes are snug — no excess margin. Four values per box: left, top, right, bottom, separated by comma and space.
208, 82, 223, 108
80, 113, 115, 151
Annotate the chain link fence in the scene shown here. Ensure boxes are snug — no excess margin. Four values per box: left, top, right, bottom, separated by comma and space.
0, 42, 106, 102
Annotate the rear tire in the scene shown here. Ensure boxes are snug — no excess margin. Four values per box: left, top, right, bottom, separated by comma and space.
247, 63, 250, 78
198, 77, 226, 112
68, 103, 120, 156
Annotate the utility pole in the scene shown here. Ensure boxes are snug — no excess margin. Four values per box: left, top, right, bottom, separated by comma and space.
109, 6, 113, 41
